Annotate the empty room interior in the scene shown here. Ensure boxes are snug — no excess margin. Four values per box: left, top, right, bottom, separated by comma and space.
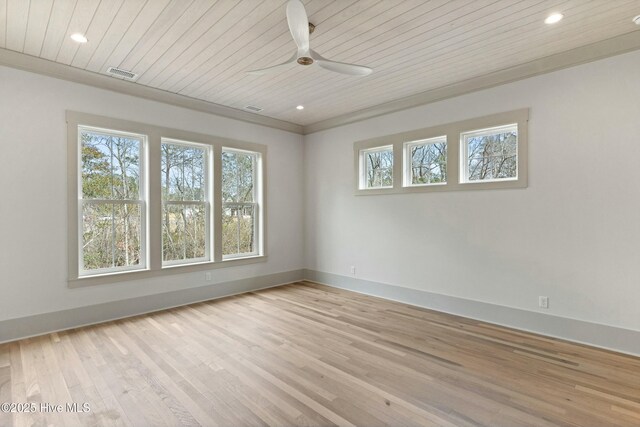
2, 1, 640, 426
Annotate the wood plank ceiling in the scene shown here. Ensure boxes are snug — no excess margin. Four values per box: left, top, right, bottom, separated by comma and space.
1, 0, 639, 127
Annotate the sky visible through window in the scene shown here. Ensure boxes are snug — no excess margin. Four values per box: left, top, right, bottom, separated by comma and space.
81, 130, 142, 271
222, 150, 257, 256
466, 127, 517, 181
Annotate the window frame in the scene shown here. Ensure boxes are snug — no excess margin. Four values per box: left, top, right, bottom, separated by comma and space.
353, 109, 528, 195
460, 124, 519, 184
160, 138, 213, 267
359, 145, 394, 190
67, 111, 267, 288
77, 126, 148, 277
221, 147, 262, 260
403, 136, 448, 187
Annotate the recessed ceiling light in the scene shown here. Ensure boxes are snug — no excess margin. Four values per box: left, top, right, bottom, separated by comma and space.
296, 105, 304, 110
633, 15, 640, 25
70, 33, 88, 43
544, 13, 563, 24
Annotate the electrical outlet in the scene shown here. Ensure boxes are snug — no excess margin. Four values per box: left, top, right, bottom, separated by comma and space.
350, 266, 356, 275
205, 272, 212, 281
539, 296, 549, 309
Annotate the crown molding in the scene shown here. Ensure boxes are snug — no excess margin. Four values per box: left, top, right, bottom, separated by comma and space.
302, 30, 640, 135
0, 48, 303, 135
2, 30, 640, 137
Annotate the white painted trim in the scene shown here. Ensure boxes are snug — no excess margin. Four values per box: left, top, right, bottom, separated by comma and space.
0, 48, 302, 134
303, 270, 640, 357
0, 270, 304, 344
403, 136, 448, 187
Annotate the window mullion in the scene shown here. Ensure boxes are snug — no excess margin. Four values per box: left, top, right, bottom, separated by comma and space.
236, 208, 241, 255
212, 145, 223, 262
147, 132, 162, 272
181, 205, 187, 261
111, 203, 116, 268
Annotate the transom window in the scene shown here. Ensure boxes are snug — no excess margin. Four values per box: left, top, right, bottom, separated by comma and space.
360, 145, 393, 189
404, 136, 447, 186
461, 124, 518, 183
353, 109, 528, 195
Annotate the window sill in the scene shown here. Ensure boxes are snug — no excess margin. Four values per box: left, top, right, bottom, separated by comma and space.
68, 255, 267, 288
354, 178, 527, 196
404, 182, 447, 188
461, 177, 518, 184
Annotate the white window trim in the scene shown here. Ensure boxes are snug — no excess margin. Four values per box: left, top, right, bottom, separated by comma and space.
160, 138, 213, 267
77, 126, 149, 277
221, 147, 262, 260
67, 111, 267, 288
403, 136, 448, 188
460, 124, 519, 184
353, 109, 528, 195
359, 145, 394, 190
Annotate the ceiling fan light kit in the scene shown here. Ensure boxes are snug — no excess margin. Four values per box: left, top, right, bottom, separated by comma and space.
247, 0, 373, 76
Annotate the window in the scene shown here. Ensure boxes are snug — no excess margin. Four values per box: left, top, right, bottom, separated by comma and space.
404, 137, 447, 186
461, 124, 517, 183
353, 109, 528, 195
360, 145, 393, 189
222, 148, 260, 258
68, 111, 266, 287
79, 127, 146, 276
161, 140, 210, 265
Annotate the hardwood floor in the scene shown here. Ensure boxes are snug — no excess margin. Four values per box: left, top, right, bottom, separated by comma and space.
1, 282, 639, 427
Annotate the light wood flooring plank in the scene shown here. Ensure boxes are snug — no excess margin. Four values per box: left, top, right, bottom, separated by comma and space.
1, 282, 639, 426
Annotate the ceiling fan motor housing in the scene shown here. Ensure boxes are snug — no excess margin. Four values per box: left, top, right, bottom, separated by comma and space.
297, 57, 314, 65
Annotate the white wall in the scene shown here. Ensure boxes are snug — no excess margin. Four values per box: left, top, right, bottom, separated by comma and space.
3, 49, 640, 336
304, 50, 640, 332
0, 65, 304, 321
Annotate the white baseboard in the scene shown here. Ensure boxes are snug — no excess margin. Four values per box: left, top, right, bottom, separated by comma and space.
0, 269, 304, 344
5, 268, 638, 357
303, 269, 640, 357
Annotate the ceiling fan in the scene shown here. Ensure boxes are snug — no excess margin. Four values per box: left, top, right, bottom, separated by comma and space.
247, 0, 373, 76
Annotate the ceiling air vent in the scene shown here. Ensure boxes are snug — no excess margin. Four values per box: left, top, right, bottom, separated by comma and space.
244, 105, 263, 112
106, 66, 138, 81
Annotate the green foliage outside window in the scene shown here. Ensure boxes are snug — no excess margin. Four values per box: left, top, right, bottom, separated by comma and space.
222, 150, 257, 256
161, 143, 207, 263
81, 131, 141, 271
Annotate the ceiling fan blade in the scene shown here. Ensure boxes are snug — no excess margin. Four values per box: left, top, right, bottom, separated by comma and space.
246, 51, 297, 75
286, 0, 310, 53
317, 60, 373, 76
310, 50, 373, 76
